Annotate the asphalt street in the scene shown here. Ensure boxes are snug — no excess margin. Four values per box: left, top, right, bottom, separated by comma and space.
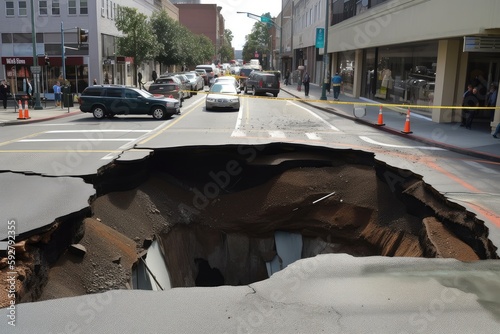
2, 83, 499, 162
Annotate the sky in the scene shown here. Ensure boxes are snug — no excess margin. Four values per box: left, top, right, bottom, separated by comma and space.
201, 0, 282, 51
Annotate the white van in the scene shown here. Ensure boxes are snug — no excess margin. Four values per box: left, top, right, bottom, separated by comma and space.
249, 59, 262, 70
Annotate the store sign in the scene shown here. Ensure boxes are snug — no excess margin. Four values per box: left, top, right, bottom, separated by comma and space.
315, 28, 325, 49
463, 36, 500, 52
5, 57, 27, 65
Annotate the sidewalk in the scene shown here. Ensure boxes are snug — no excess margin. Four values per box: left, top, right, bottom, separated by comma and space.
2, 85, 499, 162
0, 101, 80, 126
281, 82, 500, 163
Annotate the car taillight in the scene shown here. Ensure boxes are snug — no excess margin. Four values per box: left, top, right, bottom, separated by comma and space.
259, 80, 263, 88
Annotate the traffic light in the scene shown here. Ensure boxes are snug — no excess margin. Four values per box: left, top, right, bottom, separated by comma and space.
44, 55, 50, 66
77, 27, 88, 45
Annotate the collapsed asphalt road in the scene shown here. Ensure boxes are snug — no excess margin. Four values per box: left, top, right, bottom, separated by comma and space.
1, 143, 498, 306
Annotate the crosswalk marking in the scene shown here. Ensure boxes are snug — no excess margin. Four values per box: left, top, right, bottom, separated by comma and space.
305, 132, 322, 140
18, 138, 136, 142
231, 129, 246, 137
45, 130, 151, 133
269, 130, 286, 138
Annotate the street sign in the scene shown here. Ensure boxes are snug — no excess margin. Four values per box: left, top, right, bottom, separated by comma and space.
315, 28, 325, 48
260, 16, 271, 23
30, 66, 41, 74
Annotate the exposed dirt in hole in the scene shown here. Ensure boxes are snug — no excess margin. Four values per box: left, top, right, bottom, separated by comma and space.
2, 144, 498, 305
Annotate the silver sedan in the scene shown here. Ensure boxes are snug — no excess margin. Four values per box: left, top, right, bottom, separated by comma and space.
205, 83, 240, 111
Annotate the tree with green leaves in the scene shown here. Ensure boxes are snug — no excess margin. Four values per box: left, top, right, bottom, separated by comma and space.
115, 7, 162, 86
150, 10, 183, 69
219, 29, 235, 63
151, 9, 216, 68
242, 13, 273, 66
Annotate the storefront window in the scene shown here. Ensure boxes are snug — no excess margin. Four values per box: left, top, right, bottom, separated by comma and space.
337, 51, 356, 95
365, 42, 438, 107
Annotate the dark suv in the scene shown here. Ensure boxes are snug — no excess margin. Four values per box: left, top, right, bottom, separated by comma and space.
244, 71, 280, 97
79, 85, 180, 120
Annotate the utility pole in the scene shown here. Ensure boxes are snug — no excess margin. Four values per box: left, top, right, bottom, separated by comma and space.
30, 0, 43, 109
320, 0, 330, 100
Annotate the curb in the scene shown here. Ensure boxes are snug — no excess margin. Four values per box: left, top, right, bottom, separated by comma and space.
1, 110, 80, 126
281, 88, 500, 163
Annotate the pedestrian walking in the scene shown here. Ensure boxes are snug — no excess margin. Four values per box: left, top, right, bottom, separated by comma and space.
93, 78, 98, 85
486, 83, 498, 122
302, 72, 310, 97
331, 72, 343, 100
152, 70, 158, 82
460, 84, 473, 127
326, 71, 331, 93
492, 122, 500, 138
0, 79, 9, 109
137, 72, 143, 89
25, 78, 33, 107
284, 69, 290, 86
464, 87, 479, 130
53, 81, 62, 107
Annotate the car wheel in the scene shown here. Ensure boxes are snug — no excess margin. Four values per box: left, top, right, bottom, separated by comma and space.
244, 85, 248, 94
273, 93, 278, 97
152, 107, 166, 120
92, 106, 106, 119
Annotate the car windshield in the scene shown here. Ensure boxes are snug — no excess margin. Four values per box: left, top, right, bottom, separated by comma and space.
209, 83, 236, 94
185, 73, 195, 79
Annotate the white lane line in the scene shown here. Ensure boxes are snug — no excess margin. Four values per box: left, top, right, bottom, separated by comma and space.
359, 136, 444, 150
231, 103, 245, 137
269, 130, 286, 138
289, 101, 340, 131
305, 132, 322, 140
45, 130, 151, 133
18, 138, 136, 142
25, 123, 78, 126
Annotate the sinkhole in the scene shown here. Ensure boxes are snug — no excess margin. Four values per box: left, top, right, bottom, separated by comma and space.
5, 143, 500, 305
89, 143, 498, 290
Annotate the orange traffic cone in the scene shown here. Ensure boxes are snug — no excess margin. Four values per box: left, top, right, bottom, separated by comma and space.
17, 100, 25, 119
376, 105, 385, 126
23, 101, 31, 119
401, 108, 412, 134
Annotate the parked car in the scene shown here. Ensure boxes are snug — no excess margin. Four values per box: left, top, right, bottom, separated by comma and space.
205, 83, 240, 111
184, 71, 204, 94
148, 82, 183, 107
154, 76, 185, 101
196, 65, 217, 86
79, 85, 179, 120
244, 71, 280, 97
195, 69, 208, 86
171, 73, 192, 98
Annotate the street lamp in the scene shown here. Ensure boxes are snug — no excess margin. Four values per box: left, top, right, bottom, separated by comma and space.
320, 0, 330, 101
237, 11, 281, 58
